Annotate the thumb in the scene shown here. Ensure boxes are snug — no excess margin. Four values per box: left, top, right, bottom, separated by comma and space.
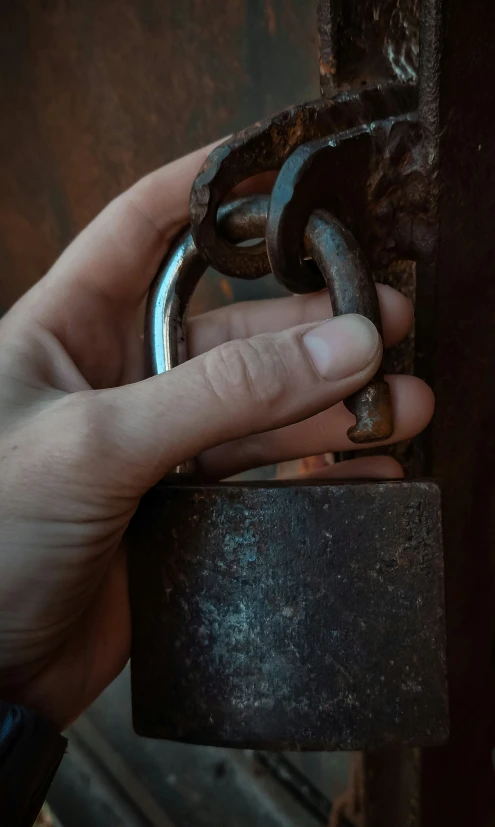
97, 313, 382, 489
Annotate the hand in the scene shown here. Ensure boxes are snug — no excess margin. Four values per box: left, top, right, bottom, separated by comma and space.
0, 144, 434, 730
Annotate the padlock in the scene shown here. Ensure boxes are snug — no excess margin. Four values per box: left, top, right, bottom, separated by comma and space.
128, 195, 447, 751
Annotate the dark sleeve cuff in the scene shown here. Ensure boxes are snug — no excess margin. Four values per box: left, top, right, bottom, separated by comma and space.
0, 699, 67, 827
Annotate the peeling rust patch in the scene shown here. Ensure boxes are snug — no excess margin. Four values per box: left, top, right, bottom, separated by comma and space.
189, 83, 416, 280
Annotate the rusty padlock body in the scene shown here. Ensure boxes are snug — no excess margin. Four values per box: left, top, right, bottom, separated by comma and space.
128, 196, 447, 751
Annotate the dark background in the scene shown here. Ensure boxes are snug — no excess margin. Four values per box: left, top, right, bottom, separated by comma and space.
0, 0, 318, 311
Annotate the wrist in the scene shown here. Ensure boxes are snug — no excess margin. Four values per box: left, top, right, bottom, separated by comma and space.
0, 698, 67, 826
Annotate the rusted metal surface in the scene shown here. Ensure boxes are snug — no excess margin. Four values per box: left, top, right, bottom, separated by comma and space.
190, 83, 416, 280
267, 103, 426, 477
353, 259, 420, 479
188, 83, 424, 471
304, 212, 392, 442
188, 61, 425, 466
129, 480, 446, 749
318, 0, 420, 96
150, 196, 393, 445
265, 114, 422, 292
188, 86, 425, 454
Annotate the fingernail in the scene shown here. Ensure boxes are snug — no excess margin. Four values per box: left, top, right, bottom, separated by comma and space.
303, 314, 380, 381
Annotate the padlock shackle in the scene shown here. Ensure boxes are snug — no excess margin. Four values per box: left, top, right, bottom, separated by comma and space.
146, 195, 393, 476
147, 195, 270, 378
146, 196, 270, 475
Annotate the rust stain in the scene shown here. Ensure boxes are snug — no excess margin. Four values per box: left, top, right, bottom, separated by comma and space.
190, 85, 416, 281
320, 57, 337, 76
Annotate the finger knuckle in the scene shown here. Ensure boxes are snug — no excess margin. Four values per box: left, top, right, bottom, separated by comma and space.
202, 337, 288, 412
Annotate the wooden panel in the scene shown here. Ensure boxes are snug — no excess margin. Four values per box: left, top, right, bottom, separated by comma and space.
0, 0, 318, 309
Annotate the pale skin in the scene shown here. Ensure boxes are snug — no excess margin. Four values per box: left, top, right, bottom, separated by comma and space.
0, 142, 434, 730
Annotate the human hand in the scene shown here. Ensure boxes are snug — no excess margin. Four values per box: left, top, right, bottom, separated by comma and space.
0, 144, 434, 729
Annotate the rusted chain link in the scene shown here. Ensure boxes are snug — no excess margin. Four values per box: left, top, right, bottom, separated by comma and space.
189, 82, 416, 286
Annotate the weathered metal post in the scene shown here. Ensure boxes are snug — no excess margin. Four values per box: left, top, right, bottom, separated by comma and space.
419, 1, 495, 824
318, 1, 495, 824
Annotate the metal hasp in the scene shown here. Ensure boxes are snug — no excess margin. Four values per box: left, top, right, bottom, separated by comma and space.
129, 193, 447, 752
